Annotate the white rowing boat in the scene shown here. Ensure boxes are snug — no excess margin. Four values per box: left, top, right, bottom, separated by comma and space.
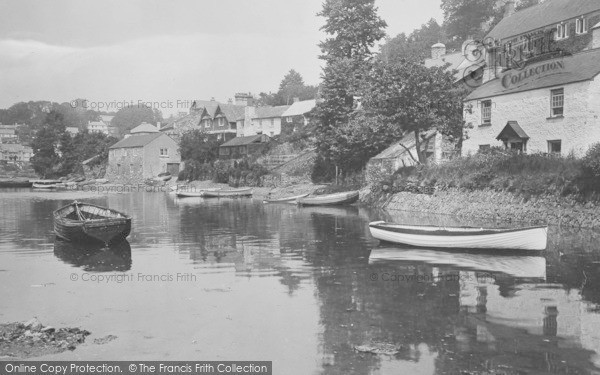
368, 221, 548, 251
176, 188, 221, 198
263, 193, 309, 203
202, 188, 253, 197
297, 191, 359, 206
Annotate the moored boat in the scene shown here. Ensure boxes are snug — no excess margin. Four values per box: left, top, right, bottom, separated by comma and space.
201, 188, 253, 198
32, 179, 63, 189
0, 178, 33, 188
263, 193, 309, 203
53, 201, 131, 246
297, 190, 359, 206
368, 221, 548, 251
176, 188, 222, 197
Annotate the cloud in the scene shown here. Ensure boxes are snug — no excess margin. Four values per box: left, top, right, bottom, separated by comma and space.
0, 34, 323, 114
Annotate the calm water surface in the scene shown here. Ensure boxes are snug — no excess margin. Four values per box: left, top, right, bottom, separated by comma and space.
1, 190, 600, 374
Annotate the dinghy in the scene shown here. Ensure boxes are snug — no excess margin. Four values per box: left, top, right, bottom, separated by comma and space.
297, 191, 359, 206
368, 221, 548, 251
201, 188, 253, 197
263, 193, 309, 203
54, 201, 131, 246
176, 188, 221, 197
32, 179, 63, 189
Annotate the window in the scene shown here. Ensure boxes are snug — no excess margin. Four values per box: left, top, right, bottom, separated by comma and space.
259, 120, 263, 127
160, 148, 168, 157
548, 140, 562, 155
220, 148, 230, 155
286, 116, 292, 123
576, 18, 587, 35
481, 100, 492, 124
270, 119, 274, 127
556, 23, 568, 40
270, 131, 274, 137
479, 145, 491, 152
550, 88, 564, 117
218, 118, 224, 126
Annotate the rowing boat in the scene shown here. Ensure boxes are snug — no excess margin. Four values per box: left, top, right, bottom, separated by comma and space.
201, 188, 253, 197
0, 178, 33, 188
53, 201, 131, 246
368, 221, 548, 251
32, 179, 63, 189
263, 193, 309, 203
297, 191, 359, 206
176, 188, 221, 198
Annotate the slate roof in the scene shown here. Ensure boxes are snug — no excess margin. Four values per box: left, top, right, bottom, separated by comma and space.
370, 130, 437, 160
465, 48, 600, 101
109, 133, 163, 149
497, 121, 530, 141
221, 134, 269, 147
217, 104, 246, 122
253, 105, 290, 119
487, 0, 600, 41
130, 122, 159, 134
191, 100, 220, 117
161, 112, 202, 132
281, 100, 317, 117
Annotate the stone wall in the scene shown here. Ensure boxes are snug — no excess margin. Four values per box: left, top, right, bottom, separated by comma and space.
372, 188, 600, 228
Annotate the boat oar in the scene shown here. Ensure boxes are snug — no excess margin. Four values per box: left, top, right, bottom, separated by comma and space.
74, 202, 87, 221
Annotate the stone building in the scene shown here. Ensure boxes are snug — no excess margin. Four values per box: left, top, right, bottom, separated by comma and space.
106, 133, 181, 182
239, 105, 289, 137
462, 22, 600, 156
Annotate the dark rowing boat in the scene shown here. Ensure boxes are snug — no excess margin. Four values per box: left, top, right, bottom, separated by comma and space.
53, 201, 131, 246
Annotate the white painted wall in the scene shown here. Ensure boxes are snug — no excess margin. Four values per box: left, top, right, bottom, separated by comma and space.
463, 78, 600, 157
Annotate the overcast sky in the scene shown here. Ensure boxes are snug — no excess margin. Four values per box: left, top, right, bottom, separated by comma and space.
0, 0, 443, 115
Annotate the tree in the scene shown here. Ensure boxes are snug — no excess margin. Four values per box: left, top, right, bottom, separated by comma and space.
179, 130, 222, 164
515, 0, 539, 11
312, 0, 387, 180
441, 0, 503, 41
30, 111, 64, 178
361, 59, 465, 164
380, 19, 449, 63
111, 106, 163, 137
276, 70, 318, 105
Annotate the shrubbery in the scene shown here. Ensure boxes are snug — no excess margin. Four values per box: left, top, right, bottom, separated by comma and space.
178, 158, 270, 187
377, 145, 600, 201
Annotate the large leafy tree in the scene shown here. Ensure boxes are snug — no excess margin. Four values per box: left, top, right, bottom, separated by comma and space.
312, 0, 387, 178
441, 0, 503, 41
111, 106, 163, 137
179, 130, 222, 164
380, 19, 449, 63
361, 59, 465, 164
30, 111, 65, 178
257, 70, 318, 106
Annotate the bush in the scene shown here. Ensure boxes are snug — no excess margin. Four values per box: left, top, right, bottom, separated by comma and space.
311, 155, 336, 183
582, 143, 600, 179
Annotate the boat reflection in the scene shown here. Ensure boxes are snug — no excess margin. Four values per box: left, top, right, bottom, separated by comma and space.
53, 239, 132, 272
296, 204, 359, 217
369, 247, 546, 280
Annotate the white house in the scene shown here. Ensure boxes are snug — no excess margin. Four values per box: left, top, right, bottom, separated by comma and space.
462, 40, 600, 156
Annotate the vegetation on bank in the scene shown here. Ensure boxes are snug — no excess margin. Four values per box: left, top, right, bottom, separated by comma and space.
375, 146, 600, 201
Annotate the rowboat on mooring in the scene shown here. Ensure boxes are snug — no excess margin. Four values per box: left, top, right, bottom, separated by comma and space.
263, 193, 309, 203
368, 221, 548, 251
297, 191, 359, 206
201, 188, 253, 198
176, 188, 221, 198
53, 201, 131, 246
0, 178, 33, 188
32, 179, 63, 189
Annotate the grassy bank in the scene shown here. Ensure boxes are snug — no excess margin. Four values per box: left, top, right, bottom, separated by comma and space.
376, 148, 600, 201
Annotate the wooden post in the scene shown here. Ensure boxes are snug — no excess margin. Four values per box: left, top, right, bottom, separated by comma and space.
335, 165, 338, 185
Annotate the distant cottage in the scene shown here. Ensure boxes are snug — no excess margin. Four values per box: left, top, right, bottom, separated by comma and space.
106, 131, 181, 182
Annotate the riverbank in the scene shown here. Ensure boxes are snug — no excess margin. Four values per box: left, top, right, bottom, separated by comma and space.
363, 187, 600, 228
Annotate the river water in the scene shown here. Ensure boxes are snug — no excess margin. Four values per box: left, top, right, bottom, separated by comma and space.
1, 190, 599, 374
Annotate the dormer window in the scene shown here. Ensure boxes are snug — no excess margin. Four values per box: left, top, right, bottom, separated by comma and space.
576, 18, 587, 35
556, 23, 568, 40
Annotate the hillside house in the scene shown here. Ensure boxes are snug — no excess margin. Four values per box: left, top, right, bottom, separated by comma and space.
0, 143, 33, 163
281, 99, 316, 135
239, 105, 289, 137
462, 0, 600, 156
219, 134, 270, 160
106, 133, 181, 182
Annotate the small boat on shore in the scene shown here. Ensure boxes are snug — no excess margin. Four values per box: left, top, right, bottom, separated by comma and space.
32, 179, 63, 189
157, 172, 172, 182
53, 201, 131, 246
368, 221, 548, 251
0, 178, 33, 188
176, 188, 222, 197
202, 188, 253, 198
263, 193, 309, 203
297, 191, 359, 206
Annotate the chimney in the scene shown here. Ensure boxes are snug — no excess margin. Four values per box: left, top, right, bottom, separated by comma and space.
431, 43, 446, 60
593, 22, 600, 50
504, 0, 516, 18
235, 92, 254, 106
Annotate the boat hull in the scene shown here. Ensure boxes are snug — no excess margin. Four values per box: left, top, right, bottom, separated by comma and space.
0, 179, 33, 188
53, 203, 131, 246
369, 221, 548, 251
297, 191, 359, 206
202, 188, 253, 197
263, 193, 309, 203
